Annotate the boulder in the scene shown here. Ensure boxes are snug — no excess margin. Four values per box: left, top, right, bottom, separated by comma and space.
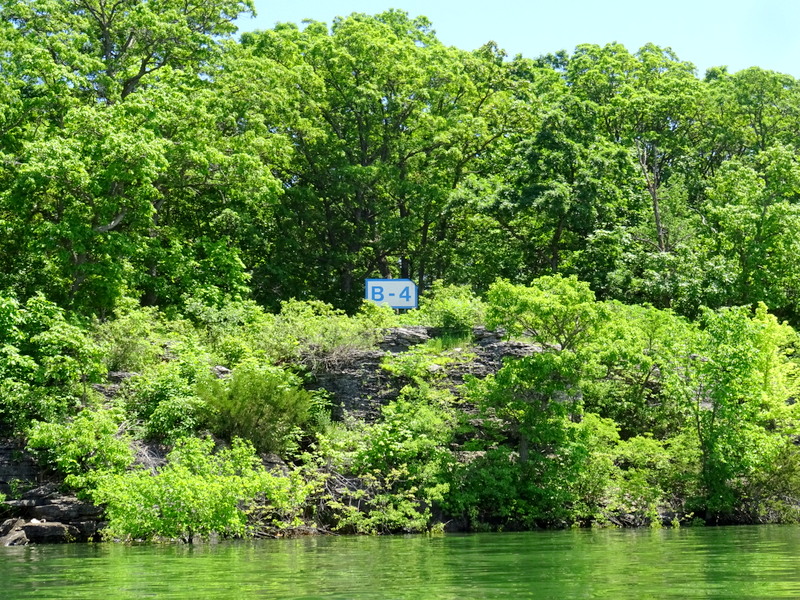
107, 371, 140, 383
211, 365, 232, 378
1, 525, 29, 546
30, 495, 103, 522
312, 349, 395, 422
315, 327, 541, 422
21, 522, 80, 544
0, 517, 24, 538
378, 326, 432, 352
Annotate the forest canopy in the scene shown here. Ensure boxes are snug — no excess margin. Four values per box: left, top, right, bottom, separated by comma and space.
1, 5, 799, 321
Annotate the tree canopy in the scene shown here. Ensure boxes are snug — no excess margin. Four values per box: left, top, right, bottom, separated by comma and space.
2, 7, 800, 322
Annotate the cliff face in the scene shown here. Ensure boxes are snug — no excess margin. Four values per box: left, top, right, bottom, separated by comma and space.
0, 441, 39, 498
0, 445, 104, 545
313, 326, 538, 421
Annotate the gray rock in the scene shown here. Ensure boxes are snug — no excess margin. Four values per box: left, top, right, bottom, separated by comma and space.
378, 326, 433, 352
472, 326, 505, 344
132, 441, 170, 472
261, 453, 289, 475
73, 520, 105, 541
20, 482, 60, 501
0, 440, 40, 496
0, 517, 24, 538
21, 522, 80, 543
92, 382, 121, 399
211, 365, 232, 378
31, 496, 103, 522
312, 350, 395, 422
108, 371, 139, 383
4, 499, 36, 511
2, 528, 28, 546
313, 328, 541, 423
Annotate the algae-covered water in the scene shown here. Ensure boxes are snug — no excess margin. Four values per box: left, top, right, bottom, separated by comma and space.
2, 526, 800, 599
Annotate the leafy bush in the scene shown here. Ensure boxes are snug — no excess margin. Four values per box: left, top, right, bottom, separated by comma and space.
122, 360, 209, 442
486, 275, 603, 349
199, 359, 312, 455
381, 338, 475, 384
443, 413, 620, 530
92, 436, 312, 542
605, 434, 675, 526
186, 298, 394, 370
307, 388, 455, 533
93, 298, 198, 373
260, 299, 392, 369
26, 407, 133, 492
580, 302, 694, 438
667, 304, 800, 518
182, 295, 271, 366
0, 294, 104, 433
403, 282, 485, 335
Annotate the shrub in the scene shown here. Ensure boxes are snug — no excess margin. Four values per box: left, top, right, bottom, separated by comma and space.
93, 298, 197, 373
0, 294, 104, 433
381, 338, 475, 384
486, 275, 602, 349
198, 359, 312, 455
92, 436, 312, 542
261, 299, 391, 369
403, 282, 485, 335
120, 340, 213, 442
187, 298, 394, 370
605, 434, 674, 526
308, 388, 455, 533
442, 414, 620, 530
26, 407, 133, 492
182, 295, 271, 366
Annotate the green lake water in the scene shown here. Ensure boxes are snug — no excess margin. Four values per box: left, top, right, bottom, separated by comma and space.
2, 526, 800, 599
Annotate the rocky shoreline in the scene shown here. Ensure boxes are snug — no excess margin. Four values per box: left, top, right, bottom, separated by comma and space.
1, 483, 104, 545
0, 326, 545, 545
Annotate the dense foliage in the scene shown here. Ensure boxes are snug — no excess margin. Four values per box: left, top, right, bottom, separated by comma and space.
3, 3, 800, 540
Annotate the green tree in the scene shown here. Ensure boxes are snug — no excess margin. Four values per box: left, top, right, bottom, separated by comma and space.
668, 304, 799, 518
243, 12, 532, 308
703, 146, 800, 319
0, 0, 275, 315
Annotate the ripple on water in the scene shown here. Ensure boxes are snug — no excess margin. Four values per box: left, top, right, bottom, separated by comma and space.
2, 526, 800, 599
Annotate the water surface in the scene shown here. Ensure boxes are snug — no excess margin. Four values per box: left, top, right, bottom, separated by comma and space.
2, 526, 800, 599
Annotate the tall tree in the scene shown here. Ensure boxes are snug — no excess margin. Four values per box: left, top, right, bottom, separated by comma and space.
243, 12, 532, 309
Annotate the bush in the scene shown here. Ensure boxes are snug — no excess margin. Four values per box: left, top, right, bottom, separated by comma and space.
0, 294, 104, 433
381, 338, 475, 384
182, 295, 272, 366
486, 275, 602, 349
92, 436, 312, 542
199, 359, 312, 455
123, 361, 209, 442
442, 413, 620, 530
403, 282, 485, 335
26, 407, 133, 492
93, 298, 197, 373
186, 298, 394, 370
580, 302, 693, 438
605, 434, 674, 526
307, 388, 455, 533
261, 299, 392, 369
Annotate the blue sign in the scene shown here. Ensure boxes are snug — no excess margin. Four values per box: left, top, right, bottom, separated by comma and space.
365, 279, 418, 309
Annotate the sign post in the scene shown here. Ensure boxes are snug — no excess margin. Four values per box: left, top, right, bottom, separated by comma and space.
365, 279, 418, 309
